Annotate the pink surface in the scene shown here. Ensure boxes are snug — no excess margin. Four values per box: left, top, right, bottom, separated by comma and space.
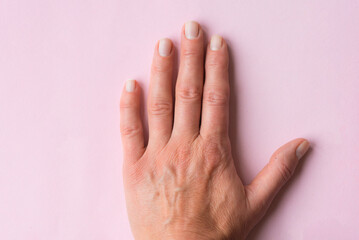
0, 0, 358, 239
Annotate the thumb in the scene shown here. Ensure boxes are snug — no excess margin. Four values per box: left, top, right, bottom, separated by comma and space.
245, 138, 310, 215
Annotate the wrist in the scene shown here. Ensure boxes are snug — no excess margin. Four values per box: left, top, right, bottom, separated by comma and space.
165, 233, 212, 240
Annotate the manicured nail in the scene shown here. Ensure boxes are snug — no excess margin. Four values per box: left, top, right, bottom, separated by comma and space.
296, 140, 310, 160
159, 38, 172, 57
126, 79, 136, 92
185, 21, 199, 39
210, 35, 223, 51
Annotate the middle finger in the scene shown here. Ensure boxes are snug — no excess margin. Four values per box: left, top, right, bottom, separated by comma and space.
172, 21, 205, 138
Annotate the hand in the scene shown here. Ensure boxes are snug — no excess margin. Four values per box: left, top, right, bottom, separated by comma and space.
120, 21, 310, 240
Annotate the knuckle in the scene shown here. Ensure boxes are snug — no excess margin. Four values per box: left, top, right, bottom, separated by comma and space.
172, 145, 192, 169
120, 124, 142, 137
177, 86, 202, 102
201, 137, 229, 169
149, 98, 172, 116
277, 161, 293, 182
151, 61, 171, 74
119, 100, 137, 109
176, 146, 192, 162
272, 152, 294, 182
206, 56, 228, 70
203, 89, 229, 107
182, 48, 202, 59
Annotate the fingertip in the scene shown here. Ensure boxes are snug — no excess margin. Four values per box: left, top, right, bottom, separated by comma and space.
205, 36, 229, 71
184, 20, 200, 39
125, 79, 137, 93
121, 79, 141, 109
209, 34, 223, 51
296, 139, 311, 160
123, 79, 142, 94
206, 34, 228, 56
208, 35, 228, 51
158, 38, 173, 57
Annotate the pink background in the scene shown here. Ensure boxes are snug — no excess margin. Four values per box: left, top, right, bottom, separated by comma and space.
0, 0, 358, 239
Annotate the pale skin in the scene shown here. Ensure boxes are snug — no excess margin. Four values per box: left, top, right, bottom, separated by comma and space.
120, 21, 310, 240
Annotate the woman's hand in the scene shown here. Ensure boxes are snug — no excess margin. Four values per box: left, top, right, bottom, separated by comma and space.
120, 21, 310, 240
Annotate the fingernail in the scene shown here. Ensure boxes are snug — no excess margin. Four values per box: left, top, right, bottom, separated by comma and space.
185, 21, 199, 39
126, 79, 136, 92
159, 38, 172, 57
210, 34, 223, 51
296, 140, 310, 160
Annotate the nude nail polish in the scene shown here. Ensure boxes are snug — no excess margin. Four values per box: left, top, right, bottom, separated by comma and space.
296, 140, 310, 160
159, 38, 172, 57
210, 35, 223, 51
185, 21, 199, 39
126, 79, 136, 92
